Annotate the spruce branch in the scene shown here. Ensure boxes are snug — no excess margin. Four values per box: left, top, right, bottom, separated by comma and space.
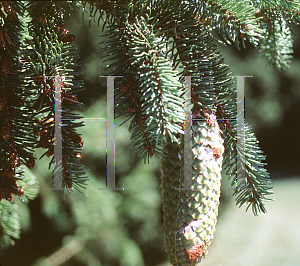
125, 15, 184, 161
255, 9, 294, 70
0, 1, 36, 202
15, 166, 39, 203
24, 1, 87, 193
252, 0, 300, 25
222, 120, 274, 216
183, 0, 264, 49
96, 2, 186, 162
0, 0, 42, 249
0, 198, 20, 248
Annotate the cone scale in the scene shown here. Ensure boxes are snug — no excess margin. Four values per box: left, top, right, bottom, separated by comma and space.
161, 112, 224, 265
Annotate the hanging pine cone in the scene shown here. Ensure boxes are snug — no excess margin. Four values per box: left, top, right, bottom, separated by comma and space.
161, 110, 224, 265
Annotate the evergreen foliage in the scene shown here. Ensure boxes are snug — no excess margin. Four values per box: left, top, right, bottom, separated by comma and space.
1, 0, 299, 265
0, 0, 86, 247
24, 1, 87, 192
0, 198, 20, 248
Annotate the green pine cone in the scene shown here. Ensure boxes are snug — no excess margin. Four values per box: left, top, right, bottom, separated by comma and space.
161, 113, 224, 265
